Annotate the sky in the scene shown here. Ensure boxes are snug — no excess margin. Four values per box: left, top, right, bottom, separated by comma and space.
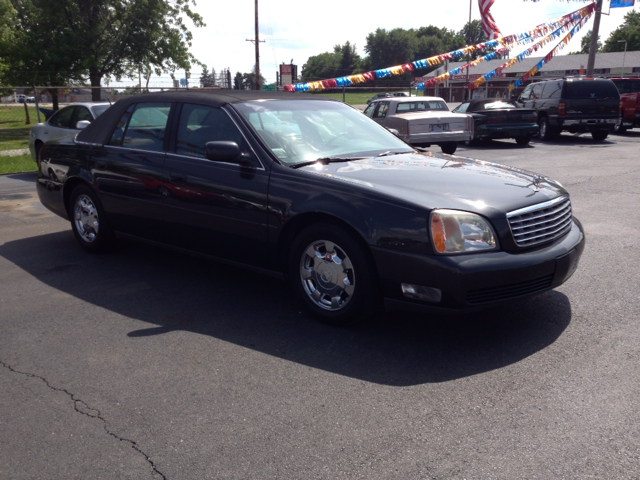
147, 0, 638, 87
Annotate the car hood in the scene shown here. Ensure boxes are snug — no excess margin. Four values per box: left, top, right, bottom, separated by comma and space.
300, 151, 567, 215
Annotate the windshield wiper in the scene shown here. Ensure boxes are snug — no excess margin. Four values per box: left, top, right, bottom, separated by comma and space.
290, 156, 365, 169
376, 150, 414, 157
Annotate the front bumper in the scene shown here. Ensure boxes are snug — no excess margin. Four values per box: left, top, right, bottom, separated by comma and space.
373, 218, 585, 314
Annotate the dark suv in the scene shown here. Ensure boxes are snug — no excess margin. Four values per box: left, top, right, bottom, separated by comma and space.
515, 77, 620, 141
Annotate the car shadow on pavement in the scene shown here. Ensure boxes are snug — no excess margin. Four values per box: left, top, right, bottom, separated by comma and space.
0, 231, 572, 387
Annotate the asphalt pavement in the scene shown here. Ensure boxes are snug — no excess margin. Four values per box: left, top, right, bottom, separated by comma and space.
1, 132, 639, 479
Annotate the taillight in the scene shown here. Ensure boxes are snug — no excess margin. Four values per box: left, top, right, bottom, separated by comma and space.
558, 102, 565, 115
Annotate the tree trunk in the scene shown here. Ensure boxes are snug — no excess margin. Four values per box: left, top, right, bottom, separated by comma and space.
90, 67, 103, 102
45, 88, 60, 110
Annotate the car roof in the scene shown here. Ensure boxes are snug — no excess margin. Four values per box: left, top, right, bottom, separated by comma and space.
76, 90, 337, 145
467, 98, 515, 109
385, 96, 446, 103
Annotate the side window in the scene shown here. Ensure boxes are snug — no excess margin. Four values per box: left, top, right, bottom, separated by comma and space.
109, 105, 135, 146
531, 83, 543, 99
519, 86, 532, 101
543, 81, 563, 99
175, 104, 245, 159
453, 103, 469, 113
49, 107, 74, 128
363, 102, 376, 118
70, 107, 93, 129
375, 102, 389, 119
118, 102, 171, 152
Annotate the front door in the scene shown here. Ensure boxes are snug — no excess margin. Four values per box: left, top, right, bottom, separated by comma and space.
161, 103, 270, 268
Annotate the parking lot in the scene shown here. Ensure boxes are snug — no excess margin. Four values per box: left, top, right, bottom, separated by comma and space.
1, 131, 639, 479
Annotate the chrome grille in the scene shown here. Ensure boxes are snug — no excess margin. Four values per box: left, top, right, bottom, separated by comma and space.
507, 196, 572, 247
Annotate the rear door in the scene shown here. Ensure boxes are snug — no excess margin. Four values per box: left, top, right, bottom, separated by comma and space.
95, 102, 171, 239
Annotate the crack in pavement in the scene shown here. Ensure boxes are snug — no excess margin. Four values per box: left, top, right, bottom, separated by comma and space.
0, 359, 168, 480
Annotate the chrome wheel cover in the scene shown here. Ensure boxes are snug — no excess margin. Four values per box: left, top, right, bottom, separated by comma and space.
539, 120, 547, 138
73, 194, 99, 243
299, 240, 355, 311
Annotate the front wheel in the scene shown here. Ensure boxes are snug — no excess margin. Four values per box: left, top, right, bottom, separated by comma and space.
69, 185, 114, 253
614, 118, 626, 134
538, 117, 556, 141
440, 142, 457, 155
289, 223, 378, 326
515, 135, 531, 146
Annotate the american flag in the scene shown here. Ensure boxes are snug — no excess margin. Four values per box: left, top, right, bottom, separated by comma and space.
479, 0, 502, 40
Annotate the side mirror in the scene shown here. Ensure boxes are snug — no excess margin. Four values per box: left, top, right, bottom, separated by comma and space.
205, 141, 241, 162
76, 120, 91, 130
387, 128, 400, 137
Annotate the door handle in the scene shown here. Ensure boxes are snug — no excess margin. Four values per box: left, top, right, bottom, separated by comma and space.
170, 172, 187, 183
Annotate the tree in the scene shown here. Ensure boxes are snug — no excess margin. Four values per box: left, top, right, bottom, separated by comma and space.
2, 0, 205, 102
1, 0, 88, 109
571, 30, 602, 55
200, 66, 216, 88
457, 20, 493, 60
301, 42, 362, 82
603, 11, 640, 52
0, 0, 17, 82
365, 28, 419, 71
234, 72, 243, 90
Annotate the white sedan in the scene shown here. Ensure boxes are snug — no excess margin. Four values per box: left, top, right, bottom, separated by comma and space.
29, 102, 111, 165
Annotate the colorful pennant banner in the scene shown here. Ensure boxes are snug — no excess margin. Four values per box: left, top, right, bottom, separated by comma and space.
467, 3, 594, 91
284, 3, 595, 93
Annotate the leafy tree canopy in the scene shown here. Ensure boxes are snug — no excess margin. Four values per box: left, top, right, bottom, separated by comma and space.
603, 11, 640, 52
2, 0, 205, 102
301, 42, 363, 82
569, 30, 602, 55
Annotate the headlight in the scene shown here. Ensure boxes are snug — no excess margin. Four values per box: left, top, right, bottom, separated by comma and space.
430, 209, 497, 254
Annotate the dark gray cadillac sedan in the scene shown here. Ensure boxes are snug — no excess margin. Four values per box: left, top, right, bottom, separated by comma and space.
36, 90, 584, 325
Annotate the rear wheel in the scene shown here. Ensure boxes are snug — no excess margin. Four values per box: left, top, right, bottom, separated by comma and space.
69, 185, 114, 253
591, 130, 609, 142
440, 142, 457, 155
515, 135, 531, 146
289, 222, 378, 326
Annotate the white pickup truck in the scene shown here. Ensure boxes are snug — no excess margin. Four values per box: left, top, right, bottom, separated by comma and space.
363, 96, 473, 154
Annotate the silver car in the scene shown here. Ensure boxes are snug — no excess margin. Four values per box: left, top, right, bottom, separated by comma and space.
363, 96, 473, 155
29, 102, 111, 165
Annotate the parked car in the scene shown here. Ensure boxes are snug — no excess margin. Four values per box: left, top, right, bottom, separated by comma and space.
452, 98, 538, 145
610, 77, 640, 133
366, 93, 392, 104
392, 92, 410, 97
363, 96, 472, 154
514, 77, 620, 141
36, 91, 585, 326
29, 102, 111, 166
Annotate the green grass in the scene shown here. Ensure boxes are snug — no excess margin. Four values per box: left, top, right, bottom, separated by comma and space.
311, 91, 415, 105
0, 153, 36, 174
0, 105, 39, 173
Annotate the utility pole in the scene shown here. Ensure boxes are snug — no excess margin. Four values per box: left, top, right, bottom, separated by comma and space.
465, 0, 472, 100
245, 0, 265, 90
586, 0, 603, 76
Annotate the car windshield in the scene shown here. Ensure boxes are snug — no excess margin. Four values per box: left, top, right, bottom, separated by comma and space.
233, 99, 413, 166
91, 104, 110, 117
396, 100, 449, 112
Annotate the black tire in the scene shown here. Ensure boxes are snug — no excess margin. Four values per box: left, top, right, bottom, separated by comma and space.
614, 119, 627, 134
69, 185, 114, 253
440, 142, 457, 155
289, 222, 379, 326
538, 117, 556, 141
515, 135, 531, 146
591, 130, 609, 142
